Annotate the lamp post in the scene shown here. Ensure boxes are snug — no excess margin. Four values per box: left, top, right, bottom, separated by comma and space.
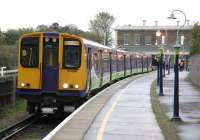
163, 56, 166, 77
147, 56, 149, 72
156, 55, 160, 86
136, 55, 139, 73
141, 55, 144, 73
166, 49, 170, 75
168, 9, 187, 121
156, 30, 164, 96
156, 31, 160, 86
161, 35, 166, 78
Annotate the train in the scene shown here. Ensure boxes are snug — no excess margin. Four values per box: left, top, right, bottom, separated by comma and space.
16, 32, 152, 114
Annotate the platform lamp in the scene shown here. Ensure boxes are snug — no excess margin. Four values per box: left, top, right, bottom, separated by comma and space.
156, 30, 164, 96
161, 36, 166, 78
168, 9, 187, 121
156, 31, 160, 86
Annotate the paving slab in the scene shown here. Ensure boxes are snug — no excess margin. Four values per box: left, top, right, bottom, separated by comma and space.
43, 75, 141, 140
44, 73, 164, 140
159, 71, 200, 140
83, 73, 164, 140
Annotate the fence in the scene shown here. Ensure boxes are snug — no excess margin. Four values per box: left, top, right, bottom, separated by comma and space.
0, 68, 18, 107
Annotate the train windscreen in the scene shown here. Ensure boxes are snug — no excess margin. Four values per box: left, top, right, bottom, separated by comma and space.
63, 39, 81, 69
20, 37, 39, 68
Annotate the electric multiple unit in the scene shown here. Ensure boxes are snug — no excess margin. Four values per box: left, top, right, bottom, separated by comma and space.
16, 32, 151, 113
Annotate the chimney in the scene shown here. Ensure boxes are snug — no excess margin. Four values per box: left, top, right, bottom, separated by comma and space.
177, 21, 180, 26
143, 20, 146, 26
155, 21, 158, 26
187, 20, 190, 26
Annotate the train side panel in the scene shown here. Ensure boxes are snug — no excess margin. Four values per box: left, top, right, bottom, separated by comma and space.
90, 49, 101, 89
102, 49, 111, 85
17, 33, 43, 90
58, 34, 87, 92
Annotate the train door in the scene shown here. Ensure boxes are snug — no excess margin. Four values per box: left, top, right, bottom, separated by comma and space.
42, 34, 59, 92
87, 48, 92, 90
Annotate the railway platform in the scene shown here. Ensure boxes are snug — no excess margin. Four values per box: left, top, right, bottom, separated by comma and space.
160, 71, 200, 140
43, 72, 164, 140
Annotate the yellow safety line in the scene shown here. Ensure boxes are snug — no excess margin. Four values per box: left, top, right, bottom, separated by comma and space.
96, 93, 122, 140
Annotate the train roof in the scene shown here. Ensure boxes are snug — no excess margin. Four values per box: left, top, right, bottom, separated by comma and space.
82, 39, 133, 55
20, 32, 148, 56
82, 38, 112, 50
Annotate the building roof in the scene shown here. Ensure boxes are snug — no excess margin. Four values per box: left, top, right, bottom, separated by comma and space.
114, 25, 193, 31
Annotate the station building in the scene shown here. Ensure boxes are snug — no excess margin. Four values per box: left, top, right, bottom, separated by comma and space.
114, 20, 193, 55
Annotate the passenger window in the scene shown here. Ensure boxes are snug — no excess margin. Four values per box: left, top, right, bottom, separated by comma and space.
63, 39, 81, 69
46, 48, 57, 67
20, 37, 39, 68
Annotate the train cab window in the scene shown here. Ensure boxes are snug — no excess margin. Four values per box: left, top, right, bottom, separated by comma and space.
20, 37, 39, 68
63, 39, 81, 69
44, 37, 58, 67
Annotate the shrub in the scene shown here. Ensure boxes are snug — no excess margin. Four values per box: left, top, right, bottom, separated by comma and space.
190, 24, 200, 56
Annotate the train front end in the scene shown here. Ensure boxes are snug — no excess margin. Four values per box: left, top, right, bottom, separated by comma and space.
16, 32, 87, 113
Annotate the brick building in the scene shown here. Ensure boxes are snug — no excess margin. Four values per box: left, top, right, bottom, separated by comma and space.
114, 21, 193, 55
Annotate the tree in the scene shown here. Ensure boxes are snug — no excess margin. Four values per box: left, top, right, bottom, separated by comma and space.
49, 22, 61, 32
18, 28, 34, 35
89, 12, 115, 46
0, 45, 17, 69
36, 24, 49, 32
190, 24, 200, 55
80, 31, 99, 42
0, 29, 6, 45
61, 24, 83, 35
4, 29, 19, 45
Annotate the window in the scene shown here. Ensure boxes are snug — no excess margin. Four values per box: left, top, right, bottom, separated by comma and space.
145, 35, 151, 45
44, 37, 58, 67
20, 37, 39, 68
161, 36, 165, 45
93, 52, 99, 73
181, 35, 184, 45
46, 48, 57, 67
123, 33, 129, 46
63, 39, 81, 69
134, 34, 141, 45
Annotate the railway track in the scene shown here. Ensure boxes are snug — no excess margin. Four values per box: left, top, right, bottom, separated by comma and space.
0, 72, 148, 140
0, 114, 41, 140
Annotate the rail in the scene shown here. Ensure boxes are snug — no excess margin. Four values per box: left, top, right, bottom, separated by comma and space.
0, 114, 40, 140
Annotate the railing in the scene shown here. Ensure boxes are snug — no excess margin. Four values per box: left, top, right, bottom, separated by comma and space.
0, 68, 17, 107
0, 68, 18, 77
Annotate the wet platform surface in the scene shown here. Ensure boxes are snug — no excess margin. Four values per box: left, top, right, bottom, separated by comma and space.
160, 71, 200, 140
43, 73, 164, 140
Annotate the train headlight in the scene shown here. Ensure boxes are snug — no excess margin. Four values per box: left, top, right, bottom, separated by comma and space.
21, 82, 25, 87
52, 38, 57, 42
74, 84, 79, 89
63, 83, 69, 89
45, 37, 49, 42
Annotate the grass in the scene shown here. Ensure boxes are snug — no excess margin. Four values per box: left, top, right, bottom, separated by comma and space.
0, 99, 26, 118
150, 81, 181, 140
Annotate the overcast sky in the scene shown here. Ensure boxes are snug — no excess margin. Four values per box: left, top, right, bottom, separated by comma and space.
0, 0, 199, 31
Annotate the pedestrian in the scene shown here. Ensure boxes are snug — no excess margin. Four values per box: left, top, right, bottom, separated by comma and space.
179, 59, 184, 71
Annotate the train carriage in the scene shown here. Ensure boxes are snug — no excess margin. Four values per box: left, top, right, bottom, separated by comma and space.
16, 32, 151, 114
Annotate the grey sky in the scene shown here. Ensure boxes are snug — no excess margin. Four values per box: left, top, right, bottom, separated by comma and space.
0, 0, 199, 31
